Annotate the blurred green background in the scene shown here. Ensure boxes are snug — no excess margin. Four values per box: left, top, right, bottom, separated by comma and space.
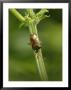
9, 9, 62, 81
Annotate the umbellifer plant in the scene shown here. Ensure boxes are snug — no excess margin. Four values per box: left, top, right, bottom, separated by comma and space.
10, 9, 49, 80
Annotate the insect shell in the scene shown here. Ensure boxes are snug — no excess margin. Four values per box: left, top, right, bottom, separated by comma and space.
30, 34, 41, 53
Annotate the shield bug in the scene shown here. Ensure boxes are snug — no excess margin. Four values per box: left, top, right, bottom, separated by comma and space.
30, 34, 41, 53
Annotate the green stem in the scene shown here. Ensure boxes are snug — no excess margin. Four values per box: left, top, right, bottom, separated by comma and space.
34, 50, 48, 80
10, 9, 25, 22
28, 21, 48, 80
28, 23, 33, 34
33, 28, 48, 80
27, 9, 48, 80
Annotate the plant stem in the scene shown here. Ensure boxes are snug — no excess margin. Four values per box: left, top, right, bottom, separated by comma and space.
34, 50, 48, 80
27, 9, 48, 80
10, 9, 25, 22
33, 29, 48, 80
28, 20, 48, 80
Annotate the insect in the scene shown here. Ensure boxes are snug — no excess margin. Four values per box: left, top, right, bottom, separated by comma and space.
30, 33, 41, 53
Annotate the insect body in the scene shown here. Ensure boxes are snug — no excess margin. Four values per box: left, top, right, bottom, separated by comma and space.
30, 34, 41, 53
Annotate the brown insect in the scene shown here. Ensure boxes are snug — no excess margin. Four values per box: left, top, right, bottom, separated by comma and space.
30, 34, 41, 53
